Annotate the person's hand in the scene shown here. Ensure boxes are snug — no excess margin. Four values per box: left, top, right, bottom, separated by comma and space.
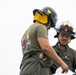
61, 63, 69, 73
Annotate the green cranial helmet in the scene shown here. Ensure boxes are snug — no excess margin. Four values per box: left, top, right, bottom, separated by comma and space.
33, 7, 58, 28
54, 20, 76, 40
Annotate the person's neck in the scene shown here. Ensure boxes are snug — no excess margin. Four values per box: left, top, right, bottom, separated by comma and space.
35, 21, 41, 24
57, 43, 65, 50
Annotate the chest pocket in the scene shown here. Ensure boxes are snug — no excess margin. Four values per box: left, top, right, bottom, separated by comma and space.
62, 56, 70, 61
60, 56, 70, 66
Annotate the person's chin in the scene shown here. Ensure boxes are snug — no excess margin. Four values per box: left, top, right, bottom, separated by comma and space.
61, 42, 67, 45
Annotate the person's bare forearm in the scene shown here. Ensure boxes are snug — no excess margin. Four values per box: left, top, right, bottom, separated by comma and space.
38, 38, 69, 73
42, 45, 65, 66
38, 38, 64, 65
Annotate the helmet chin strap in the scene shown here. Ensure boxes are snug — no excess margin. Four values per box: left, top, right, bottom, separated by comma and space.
58, 41, 67, 48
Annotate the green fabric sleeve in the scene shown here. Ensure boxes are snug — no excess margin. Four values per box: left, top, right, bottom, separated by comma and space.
36, 25, 48, 39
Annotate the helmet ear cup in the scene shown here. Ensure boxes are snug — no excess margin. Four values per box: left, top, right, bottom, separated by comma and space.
54, 33, 59, 38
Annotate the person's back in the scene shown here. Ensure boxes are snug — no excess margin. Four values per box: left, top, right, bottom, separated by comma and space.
26, 24, 47, 50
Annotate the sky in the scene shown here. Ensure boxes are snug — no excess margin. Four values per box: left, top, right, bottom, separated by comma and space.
0, 0, 76, 75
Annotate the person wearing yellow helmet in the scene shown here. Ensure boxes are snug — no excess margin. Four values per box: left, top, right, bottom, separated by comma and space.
19, 7, 69, 75
51, 20, 76, 74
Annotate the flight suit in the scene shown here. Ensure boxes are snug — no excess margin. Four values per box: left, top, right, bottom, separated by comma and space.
52, 43, 76, 73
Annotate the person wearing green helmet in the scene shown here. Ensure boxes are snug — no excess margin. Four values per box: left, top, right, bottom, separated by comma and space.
51, 20, 76, 74
19, 7, 69, 75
